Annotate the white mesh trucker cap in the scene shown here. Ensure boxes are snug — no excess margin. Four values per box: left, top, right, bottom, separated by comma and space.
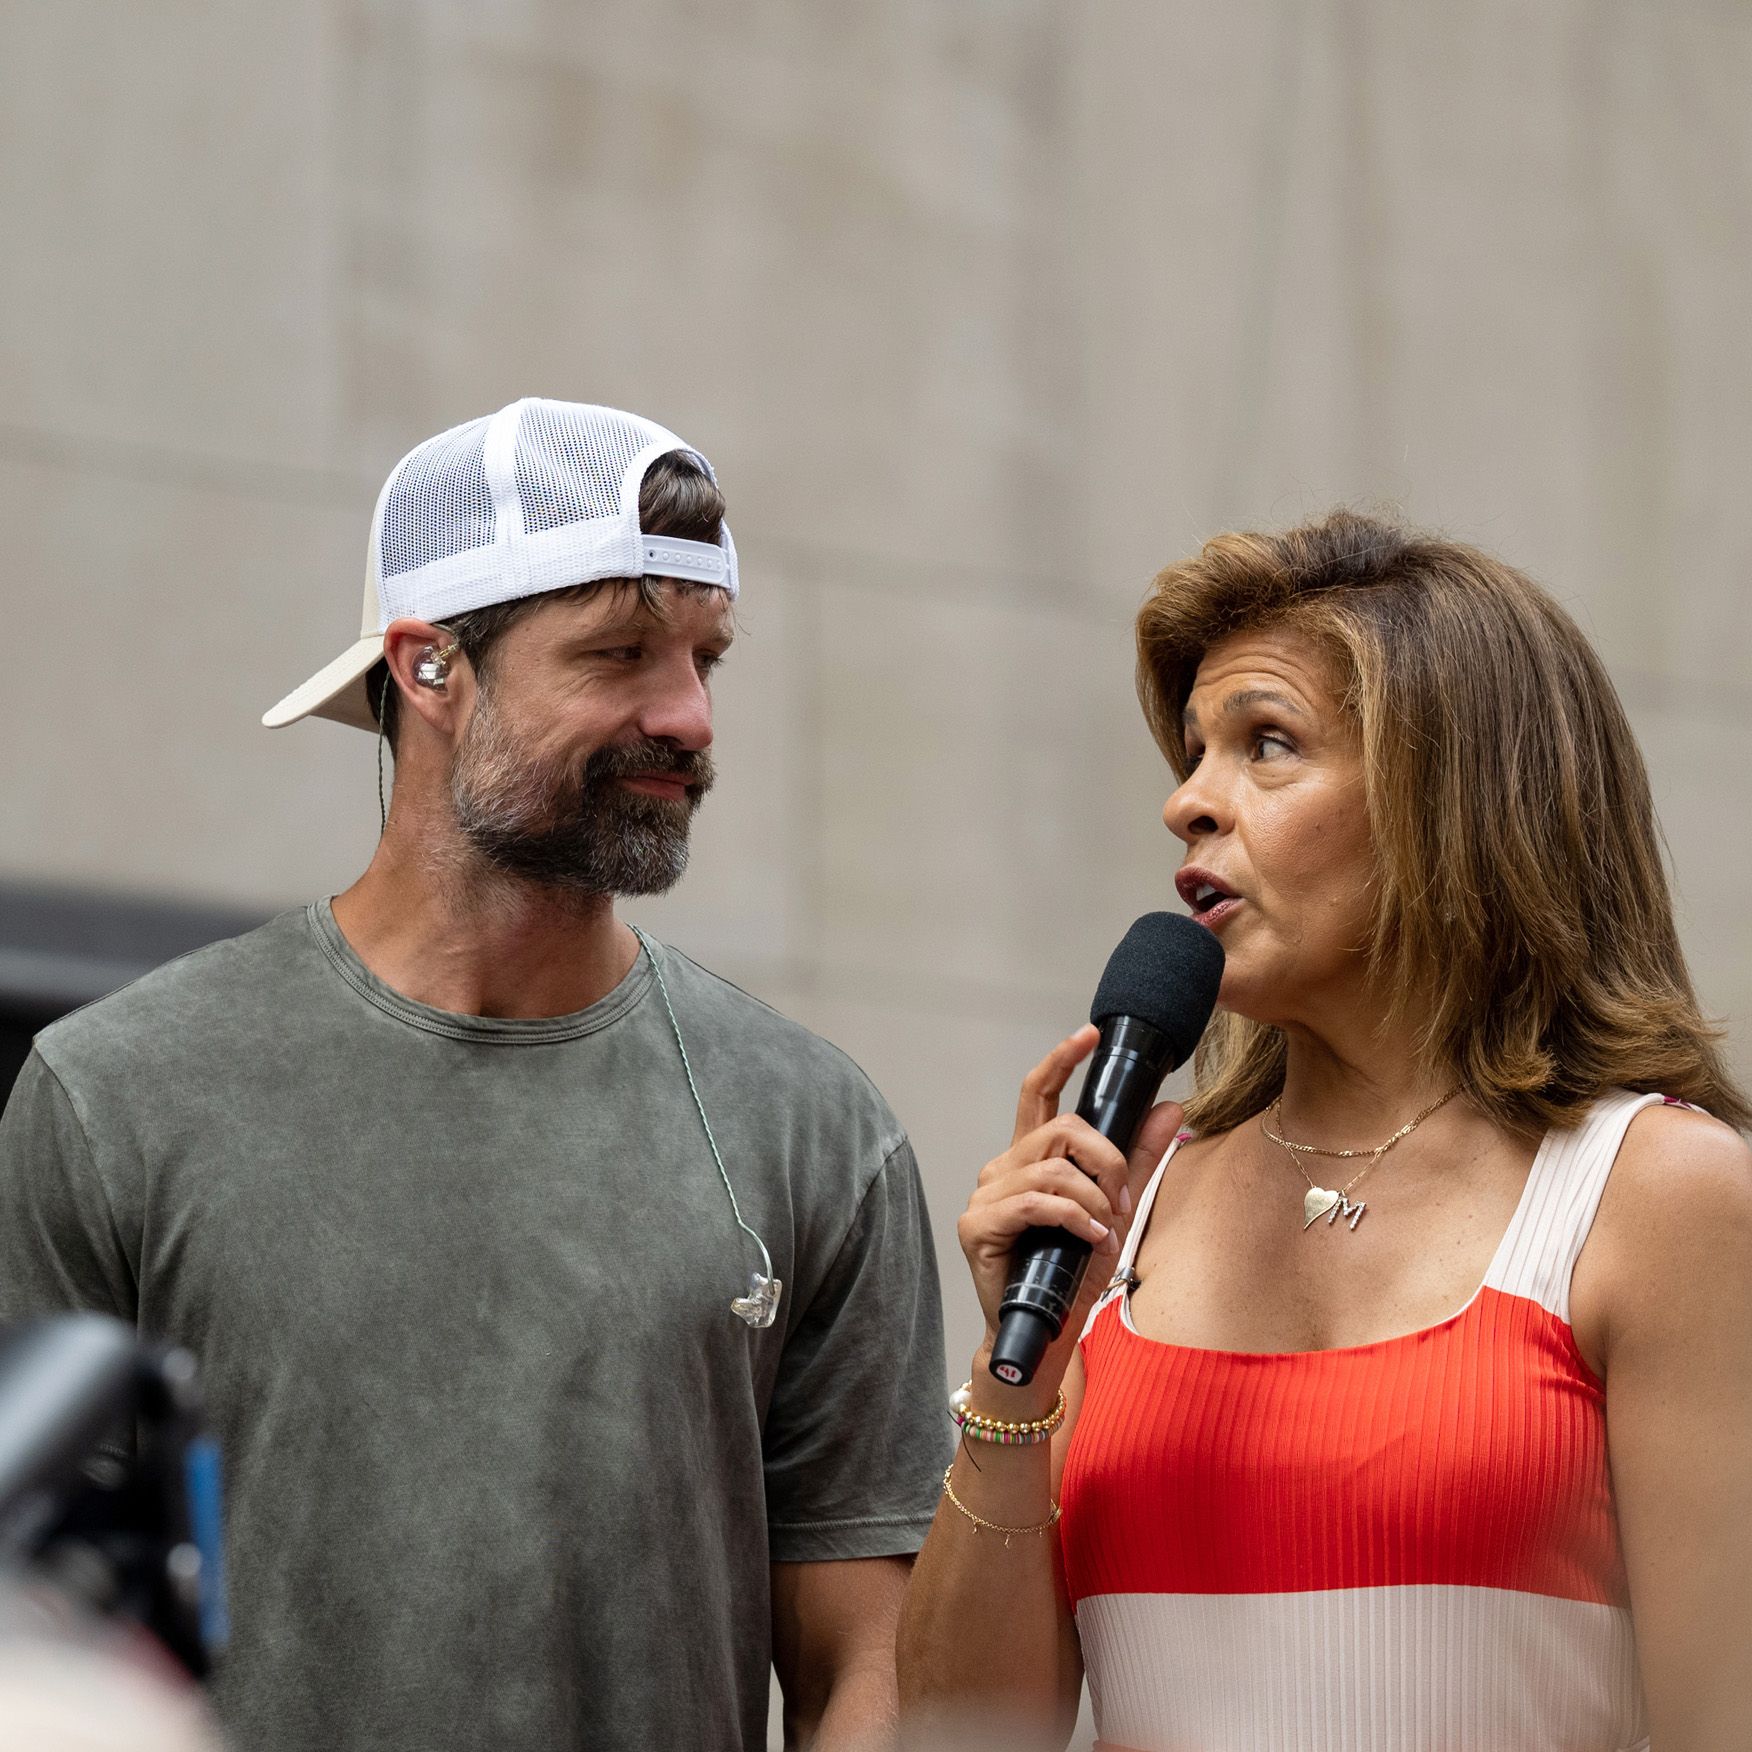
262, 397, 737, 732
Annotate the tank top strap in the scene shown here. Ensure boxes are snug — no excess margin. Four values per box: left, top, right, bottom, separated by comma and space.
1079, 1130, 1192, 1340
1482, 1089, 1666, 1325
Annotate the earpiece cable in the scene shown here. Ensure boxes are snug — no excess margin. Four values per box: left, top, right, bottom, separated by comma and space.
376, 684, 390, 835
630, 924, 777, 1289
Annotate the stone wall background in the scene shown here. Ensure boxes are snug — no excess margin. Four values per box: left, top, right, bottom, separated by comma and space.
5, 3, 1750, 1736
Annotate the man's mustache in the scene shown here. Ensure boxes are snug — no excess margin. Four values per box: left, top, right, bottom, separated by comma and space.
581, 742, 716, 794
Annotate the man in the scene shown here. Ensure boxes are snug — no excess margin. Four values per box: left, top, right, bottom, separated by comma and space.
0, 400, 950, 1751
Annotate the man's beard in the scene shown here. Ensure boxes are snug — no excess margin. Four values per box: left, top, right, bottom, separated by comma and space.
449, 694, 715, 897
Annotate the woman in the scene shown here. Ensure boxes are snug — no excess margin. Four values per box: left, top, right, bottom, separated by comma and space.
898, 510, 1752, 1751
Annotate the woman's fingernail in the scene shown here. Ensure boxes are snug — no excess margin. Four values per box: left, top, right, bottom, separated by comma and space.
1120, 1184, 1134, 1215
1090, 1220, 1109, 1243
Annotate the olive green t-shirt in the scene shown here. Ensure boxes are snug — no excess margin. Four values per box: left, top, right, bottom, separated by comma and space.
0, 903, 950, 1751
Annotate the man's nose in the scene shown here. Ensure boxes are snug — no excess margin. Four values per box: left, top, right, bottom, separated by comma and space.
638, 660, 714, 751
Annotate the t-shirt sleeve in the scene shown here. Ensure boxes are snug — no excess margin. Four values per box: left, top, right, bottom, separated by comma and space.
762, 1137, 953, 1563
0, 1049, 137, 1323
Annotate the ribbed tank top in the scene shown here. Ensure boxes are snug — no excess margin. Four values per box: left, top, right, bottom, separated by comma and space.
1060, 1089, 1664, 1752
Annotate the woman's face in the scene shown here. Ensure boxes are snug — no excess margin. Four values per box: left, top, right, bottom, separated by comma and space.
1164, 625, 1376, 1026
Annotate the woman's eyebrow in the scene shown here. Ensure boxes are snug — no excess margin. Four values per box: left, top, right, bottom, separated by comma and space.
1182, 687, 1306, 730
1218, 687, 1305, 719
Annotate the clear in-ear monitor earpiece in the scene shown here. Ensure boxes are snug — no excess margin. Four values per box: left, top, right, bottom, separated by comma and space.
413, 638, 460, 689
731, 1273, 783, 1330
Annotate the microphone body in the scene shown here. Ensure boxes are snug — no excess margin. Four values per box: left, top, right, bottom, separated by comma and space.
988, 1016, 1175, 1384
988, 913, 1224, 1388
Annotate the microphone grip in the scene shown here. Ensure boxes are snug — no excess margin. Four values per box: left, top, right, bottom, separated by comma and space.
989, 1016, 1175, 1388
988, 1230, 1091, 1384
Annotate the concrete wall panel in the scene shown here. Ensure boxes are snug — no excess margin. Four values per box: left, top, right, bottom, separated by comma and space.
0, 1, 339, 472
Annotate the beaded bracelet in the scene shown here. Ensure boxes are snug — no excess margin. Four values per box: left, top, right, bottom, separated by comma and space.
949, 1380, 1066, 1446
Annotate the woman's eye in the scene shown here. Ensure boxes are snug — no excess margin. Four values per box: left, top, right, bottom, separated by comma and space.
1252, 730, 1293, 760
696, 652, 725, 677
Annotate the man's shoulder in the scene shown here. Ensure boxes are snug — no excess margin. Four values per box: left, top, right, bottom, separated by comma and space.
33, 907, 316, 1087
656, 946, 907, 1155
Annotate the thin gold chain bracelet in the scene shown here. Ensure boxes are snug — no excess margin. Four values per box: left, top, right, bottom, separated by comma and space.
941, 1463, 1061, 1547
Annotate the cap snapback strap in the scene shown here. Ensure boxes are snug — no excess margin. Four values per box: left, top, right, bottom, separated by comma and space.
640, 534, 734, 590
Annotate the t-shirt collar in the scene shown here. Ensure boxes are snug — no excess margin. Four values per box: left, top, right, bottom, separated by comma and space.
307, 898, 656, 1045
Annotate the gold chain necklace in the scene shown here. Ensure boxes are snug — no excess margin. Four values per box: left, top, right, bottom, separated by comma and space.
1262, 1088, 1458, 1232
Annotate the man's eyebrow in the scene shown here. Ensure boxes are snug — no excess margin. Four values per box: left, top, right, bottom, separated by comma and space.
1182, 687, 1307, 728
569, 617, 653, 642
566, 610, 736, 646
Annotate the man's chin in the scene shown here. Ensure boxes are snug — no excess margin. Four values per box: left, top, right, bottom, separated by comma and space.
591, 840, 693, 899
472, 833, 693, 900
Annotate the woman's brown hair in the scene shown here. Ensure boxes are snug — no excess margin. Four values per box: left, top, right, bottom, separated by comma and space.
1136, 508, 1751, 1139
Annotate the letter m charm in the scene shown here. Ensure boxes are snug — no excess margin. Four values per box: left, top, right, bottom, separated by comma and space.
1329, 1193, 1366, 1231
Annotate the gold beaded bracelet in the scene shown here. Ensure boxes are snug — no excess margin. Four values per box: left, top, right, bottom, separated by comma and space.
941, 1463, 1061, 1547
949, 1380, 1066, 1445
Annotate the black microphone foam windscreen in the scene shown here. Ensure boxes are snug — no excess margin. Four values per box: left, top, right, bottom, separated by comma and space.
1089, 912, 1226, 1071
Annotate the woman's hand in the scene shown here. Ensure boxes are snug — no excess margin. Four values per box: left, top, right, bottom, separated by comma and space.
957, 1024, 1184, 1399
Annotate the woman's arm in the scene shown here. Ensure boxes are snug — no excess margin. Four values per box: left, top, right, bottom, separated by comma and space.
897, 1353, 1088, 1748
1574, 1105, 1752, 1749
896, 1027, 1180, 1748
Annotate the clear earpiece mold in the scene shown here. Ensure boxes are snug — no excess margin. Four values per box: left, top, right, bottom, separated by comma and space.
731, 1274, 782, 1329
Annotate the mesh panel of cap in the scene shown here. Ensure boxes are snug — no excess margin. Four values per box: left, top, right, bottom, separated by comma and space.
514, 401, 650, 536
379, 417, 497, 578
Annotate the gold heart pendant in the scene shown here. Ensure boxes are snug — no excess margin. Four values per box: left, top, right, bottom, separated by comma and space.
1303, 1187, 1341, 1228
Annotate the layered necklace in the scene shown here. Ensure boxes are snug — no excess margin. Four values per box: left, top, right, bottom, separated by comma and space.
1262, 1088, 1459, 1232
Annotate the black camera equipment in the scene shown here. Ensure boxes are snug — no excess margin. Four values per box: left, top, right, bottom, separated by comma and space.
0, 1314, 226, 1678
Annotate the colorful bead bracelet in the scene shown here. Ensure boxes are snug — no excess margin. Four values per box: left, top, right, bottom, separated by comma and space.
949, 1380, 1066, 1446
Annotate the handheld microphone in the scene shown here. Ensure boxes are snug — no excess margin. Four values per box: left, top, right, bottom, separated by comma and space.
988, 912, 1224, 1387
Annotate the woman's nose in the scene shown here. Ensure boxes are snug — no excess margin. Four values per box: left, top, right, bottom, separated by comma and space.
1163, 767, 1226, 844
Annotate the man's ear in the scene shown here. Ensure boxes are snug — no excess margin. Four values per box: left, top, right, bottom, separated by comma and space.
382, 619, 472, 738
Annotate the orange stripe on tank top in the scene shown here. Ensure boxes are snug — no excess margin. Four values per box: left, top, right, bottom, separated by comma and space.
1059, 1287, 1624, 1606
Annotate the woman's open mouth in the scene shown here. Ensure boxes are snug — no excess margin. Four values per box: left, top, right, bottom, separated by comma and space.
1175, 867, 1242, 928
